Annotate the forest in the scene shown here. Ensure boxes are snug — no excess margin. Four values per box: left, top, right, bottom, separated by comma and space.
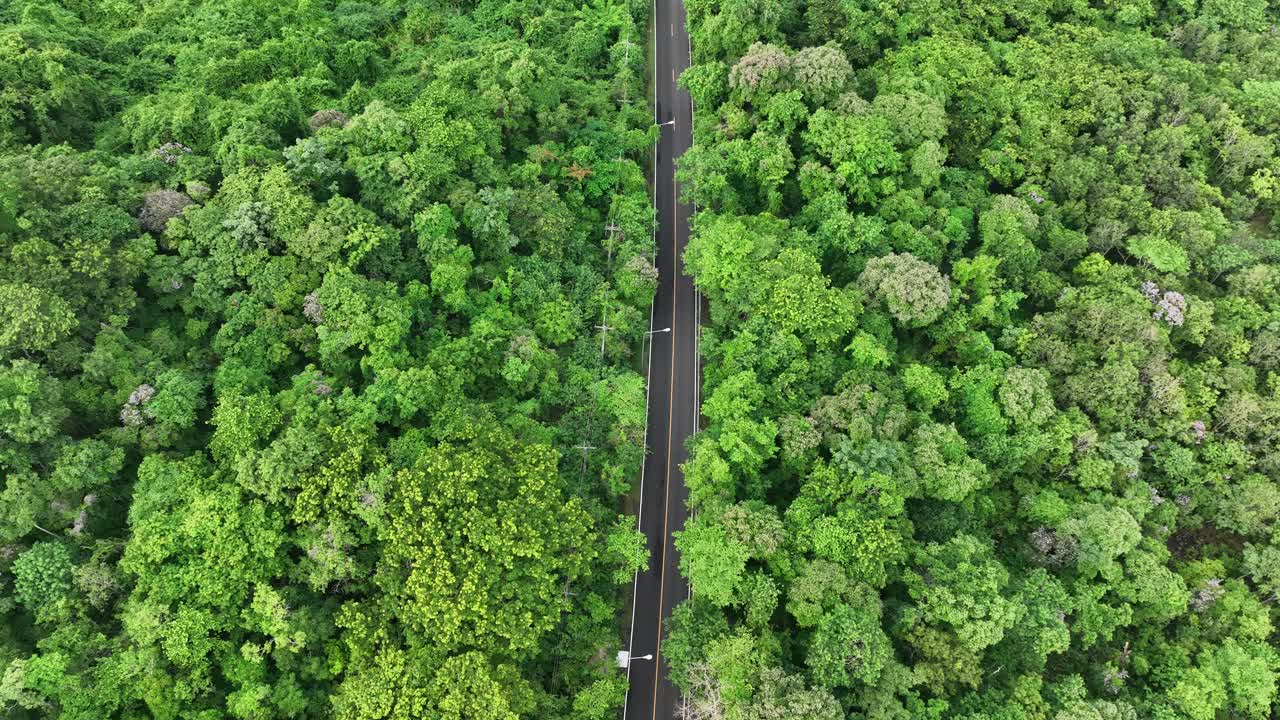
668, 0, 1280, 718
0, 0, 654, 717
8, 0, 1280, 718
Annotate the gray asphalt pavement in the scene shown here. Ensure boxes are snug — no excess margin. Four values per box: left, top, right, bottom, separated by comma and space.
621, 0, 696, 718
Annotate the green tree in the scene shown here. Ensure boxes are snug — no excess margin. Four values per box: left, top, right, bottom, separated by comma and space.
12, 542, 73, 617
675, 515, 751, 608
901, 535, 1023, 668
858, 252, 951, 327
807, 603, 892, 688
381, 424, 593, 657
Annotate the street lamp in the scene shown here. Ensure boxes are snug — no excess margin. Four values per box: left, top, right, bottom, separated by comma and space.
645, 327, 671, 335
617, 651, 655, 668
658, 119, 675, 127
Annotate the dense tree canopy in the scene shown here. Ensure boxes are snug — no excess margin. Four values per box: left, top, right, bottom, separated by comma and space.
0, 0, 653, 717
672, 0, 1280, 718
10, 0, 1280, 717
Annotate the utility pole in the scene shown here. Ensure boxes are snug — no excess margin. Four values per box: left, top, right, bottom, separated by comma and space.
595, 321, 614, 357
605, 222, 622, 264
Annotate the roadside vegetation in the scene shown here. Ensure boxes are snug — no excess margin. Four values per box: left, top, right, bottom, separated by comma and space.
0, 0, 653, 717
670, 0, 1280, 717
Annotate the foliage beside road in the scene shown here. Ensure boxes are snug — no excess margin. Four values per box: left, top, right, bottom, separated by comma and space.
0, 0, 653, 717
672, 1, 1280, 717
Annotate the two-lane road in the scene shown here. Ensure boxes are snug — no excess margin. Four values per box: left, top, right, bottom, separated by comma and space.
623, 0, 696, 717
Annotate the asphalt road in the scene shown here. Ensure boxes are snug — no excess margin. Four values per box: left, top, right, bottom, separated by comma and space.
621, 0, 696, 718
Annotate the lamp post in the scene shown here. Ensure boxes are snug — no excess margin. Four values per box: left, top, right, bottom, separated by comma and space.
617, 651, 655, 668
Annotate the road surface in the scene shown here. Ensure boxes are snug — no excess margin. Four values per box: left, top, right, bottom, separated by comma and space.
622, 0, 696, 718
